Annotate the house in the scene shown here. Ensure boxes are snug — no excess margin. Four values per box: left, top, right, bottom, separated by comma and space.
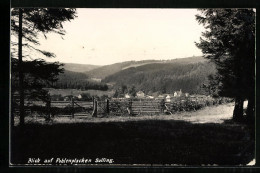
77, 94, 82, 99
146, 95, 154, 99
157, 95, 165, 99
165, 95, 171, 102
174, 89, 182, 97
136, 91, 145, 98
125, 93, 131, 98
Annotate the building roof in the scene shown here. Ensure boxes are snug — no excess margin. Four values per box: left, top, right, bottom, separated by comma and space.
137, 91, 144, 94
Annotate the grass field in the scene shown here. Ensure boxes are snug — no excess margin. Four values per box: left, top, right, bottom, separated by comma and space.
47, 88, 114, 97
11, 103, 255, 166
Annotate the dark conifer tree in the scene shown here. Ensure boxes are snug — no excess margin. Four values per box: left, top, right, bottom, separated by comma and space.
11, 8, 77, 126
195, 9, 255, 122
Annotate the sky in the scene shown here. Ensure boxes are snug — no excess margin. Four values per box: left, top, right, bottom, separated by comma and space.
34, 8, 205, 65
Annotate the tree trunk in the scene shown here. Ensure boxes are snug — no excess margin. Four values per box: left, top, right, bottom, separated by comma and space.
18, 8, 25, 126
246, 96, 255, 123
233, 97, 244, 121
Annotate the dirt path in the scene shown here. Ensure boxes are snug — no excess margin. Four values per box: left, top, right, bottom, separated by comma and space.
171, 102, 235, 124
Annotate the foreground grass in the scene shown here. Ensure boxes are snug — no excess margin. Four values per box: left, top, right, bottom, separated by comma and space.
11, 119, 254, 166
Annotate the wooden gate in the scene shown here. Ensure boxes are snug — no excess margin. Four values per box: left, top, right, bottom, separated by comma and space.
74, 101, 93, 115
97, 100, 108, 116
46, 100, 93, 117
109, 99, 130, 116
131, 99, 163, 115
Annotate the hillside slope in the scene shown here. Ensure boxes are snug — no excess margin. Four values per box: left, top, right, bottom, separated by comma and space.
84, 60, 158, 79
102, 61, 216, 94
54, 70, 108, 90
63, 63, 100, 73
57, 57, 213, 94
58, 70, 89, 82
85, 56, 206, 79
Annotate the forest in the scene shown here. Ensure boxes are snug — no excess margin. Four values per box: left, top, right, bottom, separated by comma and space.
102, 61, 216, 95
53, 70, 108, 91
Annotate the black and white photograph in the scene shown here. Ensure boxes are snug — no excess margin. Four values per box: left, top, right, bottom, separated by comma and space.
10, 8, 256, 166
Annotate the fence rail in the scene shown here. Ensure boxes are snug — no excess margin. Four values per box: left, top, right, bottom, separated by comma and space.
12, 97, 231, 118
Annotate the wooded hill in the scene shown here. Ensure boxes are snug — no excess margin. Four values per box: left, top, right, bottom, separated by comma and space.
63, 63, 100, 73
54, 70, 108, 90
84, 60, 159, 79
84, 56, 207, 79
58, 56, 216, 94
102, 58, 216, 94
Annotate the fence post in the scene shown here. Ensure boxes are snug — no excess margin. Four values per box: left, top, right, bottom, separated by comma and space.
160, 99, 165, 113
127, 99, 132, 115
92, 99, 97, 117
71, 97, 74, 118
106, 99, 110, 115
47, 99, 51, 119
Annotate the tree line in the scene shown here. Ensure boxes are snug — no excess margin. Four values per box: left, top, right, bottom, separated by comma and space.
53, 70, 108, 90
113, 85, 137, 98
54, 81, 108, 91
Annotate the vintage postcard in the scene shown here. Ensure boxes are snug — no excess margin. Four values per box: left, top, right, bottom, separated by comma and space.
10, 7, 256, 167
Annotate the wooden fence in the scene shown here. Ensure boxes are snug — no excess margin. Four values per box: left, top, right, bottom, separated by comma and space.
12, 98, 165, 117
107, 99, 164, 116
12, 97, 229, 118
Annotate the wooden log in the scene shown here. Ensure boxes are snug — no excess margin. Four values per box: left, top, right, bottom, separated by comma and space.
132, 111, 161, 114
131, 106, 160, 108
51, 101, 71, 103
132, 108, 161, 111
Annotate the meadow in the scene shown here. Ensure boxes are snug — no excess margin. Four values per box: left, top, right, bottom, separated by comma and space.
47, 88, 114, 97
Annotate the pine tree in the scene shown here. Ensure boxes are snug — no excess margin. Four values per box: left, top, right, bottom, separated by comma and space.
195, 9, 255, 122
11, 8, 77, 126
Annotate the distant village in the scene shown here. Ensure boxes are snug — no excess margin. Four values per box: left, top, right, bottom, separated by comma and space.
66, 89, 208, 102
124, 89, 191, 102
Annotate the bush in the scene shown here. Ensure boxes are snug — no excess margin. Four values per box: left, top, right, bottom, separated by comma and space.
168, 97, 231, 113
